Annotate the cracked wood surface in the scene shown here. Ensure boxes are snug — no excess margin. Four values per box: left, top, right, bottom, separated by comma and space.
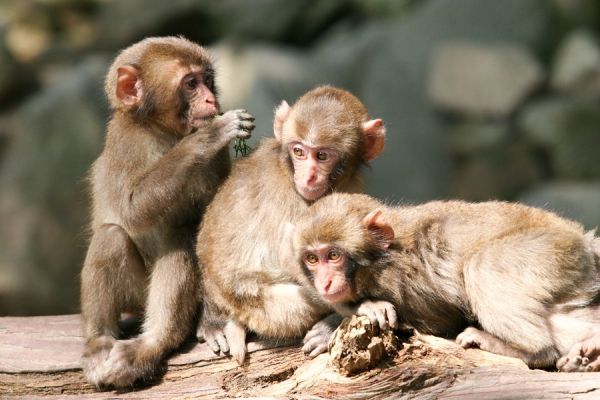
1, 314, 600, 399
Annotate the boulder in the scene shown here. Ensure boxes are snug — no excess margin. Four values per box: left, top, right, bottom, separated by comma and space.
551, 29, 600, 95
428, 41, 544, 117
519, 97, 600, 178
0, 56, 109, 315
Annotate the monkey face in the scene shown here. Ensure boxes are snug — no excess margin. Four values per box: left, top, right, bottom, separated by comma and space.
301, 245, 354, 303
287, 142, 339, 201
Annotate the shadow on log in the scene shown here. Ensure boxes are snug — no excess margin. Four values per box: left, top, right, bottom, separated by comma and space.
1, 314, 600, 399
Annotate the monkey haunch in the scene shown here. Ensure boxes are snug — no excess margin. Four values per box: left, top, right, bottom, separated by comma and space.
80, 36, 254, 389
294, 193, 600, 371
197, 86, 386, 364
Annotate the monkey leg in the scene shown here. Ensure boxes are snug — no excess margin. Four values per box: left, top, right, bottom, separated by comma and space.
94, 247, 198, 388
456, 326, 537, 362
80, 224, 146, 387
557, 336, 600, 372
461, 231, 576, 368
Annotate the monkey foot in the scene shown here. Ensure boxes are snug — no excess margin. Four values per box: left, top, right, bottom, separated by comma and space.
83, 337, 164, 389
557, 338, 600, 372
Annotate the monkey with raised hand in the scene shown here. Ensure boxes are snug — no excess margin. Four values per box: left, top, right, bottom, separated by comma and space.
80, 36, 254, 389
293, 192, 600, 371
197, 86, 386, 364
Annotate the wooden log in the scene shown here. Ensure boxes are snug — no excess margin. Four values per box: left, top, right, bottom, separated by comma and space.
1, 314, 600, 399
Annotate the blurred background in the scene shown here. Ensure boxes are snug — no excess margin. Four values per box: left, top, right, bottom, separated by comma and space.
0, 0, 599, 316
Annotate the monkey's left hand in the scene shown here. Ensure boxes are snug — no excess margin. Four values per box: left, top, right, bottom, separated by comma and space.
356, 300, 398, 330
302, 313, 343, 358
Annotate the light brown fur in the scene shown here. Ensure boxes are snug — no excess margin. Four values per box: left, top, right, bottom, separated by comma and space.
80, 36, 253, 389
294, 193, 600, 370
197, 86, 386, 363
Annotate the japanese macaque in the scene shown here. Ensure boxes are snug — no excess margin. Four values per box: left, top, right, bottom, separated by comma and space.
197, 86, 386, 364
293, 193, 600, 371
80, 36, 254, 389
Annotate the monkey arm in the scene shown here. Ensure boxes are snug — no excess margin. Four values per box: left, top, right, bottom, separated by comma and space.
120, 110, 253, 231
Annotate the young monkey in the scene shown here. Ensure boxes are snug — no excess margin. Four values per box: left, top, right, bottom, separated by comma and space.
197, 86, 386, 364
293, 193, 600, 371
80, 37, 254, 389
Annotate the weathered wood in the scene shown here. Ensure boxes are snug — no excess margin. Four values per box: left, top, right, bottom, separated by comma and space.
1, 315, 600, 399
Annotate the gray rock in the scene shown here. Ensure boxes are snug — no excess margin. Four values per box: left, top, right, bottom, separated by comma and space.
519, 97, 600, 178
446, 122, 508, 154
0, 56, 109, 315
551, 29, 600, 95
519, 182, 600, 230
312, 0, 552, 202
449, 144, 544, 201
518, 97, 571, 147
428, 41, 544, 117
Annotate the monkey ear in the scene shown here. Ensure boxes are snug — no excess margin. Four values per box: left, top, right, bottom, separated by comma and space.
361, 119, 386, 161
273, 100, 291, 142
116, 65, 143, 107
362, 209, 394, 249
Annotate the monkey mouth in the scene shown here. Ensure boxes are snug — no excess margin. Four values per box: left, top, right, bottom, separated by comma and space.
299, 185, 327, 201
321, 287, 351, 304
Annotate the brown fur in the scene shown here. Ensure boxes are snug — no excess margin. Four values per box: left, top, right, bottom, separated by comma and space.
80, 36, 253, 389
294, 193, 600, 370
197, 86, 386, 363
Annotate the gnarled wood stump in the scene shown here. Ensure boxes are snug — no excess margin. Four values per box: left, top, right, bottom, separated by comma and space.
2, 314, 600, 399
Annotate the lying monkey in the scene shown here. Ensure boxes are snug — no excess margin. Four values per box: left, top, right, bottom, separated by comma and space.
293, 192, 600, 372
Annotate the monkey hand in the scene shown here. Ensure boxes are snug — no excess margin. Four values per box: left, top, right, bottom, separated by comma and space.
302, 313, 343, 358
557, 337, 600, 372
356, 300, 399, 330
214, 109, 255, 142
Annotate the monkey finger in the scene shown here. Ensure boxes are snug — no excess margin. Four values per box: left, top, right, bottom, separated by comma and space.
205, 334, 224, 354
235, 129, 252, 140
384, 304, 399, 329
359, 307, 378, 326
238, 112, 255, 122
374, 308, 389, 330
302, 335, 326, 353
239, 121, 255, 131
303, 329, 321, 344
585, 358, 600, 372
307, 343, 329, 359
215, 332, 230, 354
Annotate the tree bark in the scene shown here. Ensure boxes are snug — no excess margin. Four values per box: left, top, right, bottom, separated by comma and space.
1, 314, 600, 399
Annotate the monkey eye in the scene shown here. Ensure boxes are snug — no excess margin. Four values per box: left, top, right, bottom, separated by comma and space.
292, 146, 305, 158
328, 250, 341, 261
305, 253, 318, 265
316, 151, 328, 161
182, 75, 199, 91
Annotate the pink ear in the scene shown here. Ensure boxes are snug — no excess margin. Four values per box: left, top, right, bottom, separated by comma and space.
361, 119, 386, 161
116, 65, 142, 106
273, 100, 291, 142
362, 209, 394, 249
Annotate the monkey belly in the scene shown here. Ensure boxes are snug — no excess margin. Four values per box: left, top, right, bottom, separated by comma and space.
240, 283, 328, 339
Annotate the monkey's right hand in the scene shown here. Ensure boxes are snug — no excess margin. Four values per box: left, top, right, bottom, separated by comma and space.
302, 313, 343, 358
214, 109, 255, 141
356, 300, 398, 330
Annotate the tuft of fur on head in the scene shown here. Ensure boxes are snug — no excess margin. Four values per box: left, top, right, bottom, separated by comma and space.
294, 193, 387, 267
282, 86, 370, 162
